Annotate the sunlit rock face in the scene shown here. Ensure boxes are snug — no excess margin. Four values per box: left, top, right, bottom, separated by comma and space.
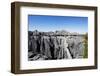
28, 30, 84, 61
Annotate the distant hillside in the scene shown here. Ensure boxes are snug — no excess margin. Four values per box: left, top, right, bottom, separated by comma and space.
29, 30, 85, 36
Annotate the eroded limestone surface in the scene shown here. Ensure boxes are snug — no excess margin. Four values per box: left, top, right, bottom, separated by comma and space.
28, 30, 84, 61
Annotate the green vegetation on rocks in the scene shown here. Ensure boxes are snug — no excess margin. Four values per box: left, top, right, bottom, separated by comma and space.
83, 33, 88, 58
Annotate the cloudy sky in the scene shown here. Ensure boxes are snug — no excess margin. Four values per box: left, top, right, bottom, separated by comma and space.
28, 15, 88, 34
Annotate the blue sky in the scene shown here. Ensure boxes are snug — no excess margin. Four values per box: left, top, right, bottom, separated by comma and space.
28, 15, 88, 34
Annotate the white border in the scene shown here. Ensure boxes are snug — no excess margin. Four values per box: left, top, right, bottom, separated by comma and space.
20, 7, 95, 70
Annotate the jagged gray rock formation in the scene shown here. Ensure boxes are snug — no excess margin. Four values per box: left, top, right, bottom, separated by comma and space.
28, 30, 84, 61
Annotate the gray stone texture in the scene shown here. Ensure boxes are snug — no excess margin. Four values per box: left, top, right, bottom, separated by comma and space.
28, 30, 84, 61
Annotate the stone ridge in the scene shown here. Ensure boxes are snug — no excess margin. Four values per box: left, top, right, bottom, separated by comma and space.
29, 30, 84, 36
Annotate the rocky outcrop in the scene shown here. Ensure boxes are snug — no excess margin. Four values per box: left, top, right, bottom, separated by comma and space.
28, 30, 84, 61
